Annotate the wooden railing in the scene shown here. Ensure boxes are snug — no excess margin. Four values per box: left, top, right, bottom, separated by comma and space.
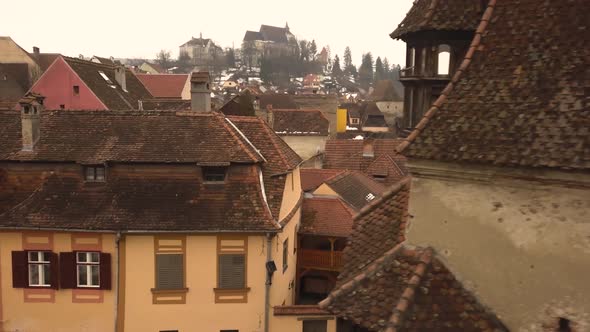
298, 249, 343, 271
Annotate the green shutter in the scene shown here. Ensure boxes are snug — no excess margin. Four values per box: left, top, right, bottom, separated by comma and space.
156, 254, 183, 290
218, 254, 245, 289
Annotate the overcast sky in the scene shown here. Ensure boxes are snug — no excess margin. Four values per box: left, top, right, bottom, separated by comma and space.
3, 0, 413, 67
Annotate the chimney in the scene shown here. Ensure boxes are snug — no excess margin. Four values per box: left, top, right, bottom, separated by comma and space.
114, 65, 127, 92
190, 72, 211, 112
19, 93, 45, 151
362, 140, 374, 158
33, 46, 40, 60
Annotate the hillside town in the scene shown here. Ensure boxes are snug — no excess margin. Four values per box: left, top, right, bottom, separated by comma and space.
0, 1, 588, 332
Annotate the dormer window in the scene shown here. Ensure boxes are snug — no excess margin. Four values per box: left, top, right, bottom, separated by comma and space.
203, 166, 226, 182
85, 166, 106, 182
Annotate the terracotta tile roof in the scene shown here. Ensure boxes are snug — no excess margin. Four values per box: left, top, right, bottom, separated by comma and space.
0, 110, 264, 164
0, 173, 277, 232
320, 176, 507, 331
390, 0, 483, 40
0, 63, 29, 105
259, 94, 298, 110
300, 197, 355, 238
60, 56, 153, 110
324, 171, 387, 211
272, 109, 329, 136
92, 56, 118, 66
335, 177, 411, 282
365, 154, 408, 186
321, 246, 508, 332
35, 53, 60, 71
136, 74, 188, 99
228, 116, 302, 218
219, 93, 256, 117
273, 305, 331, 316
300, 168, 344, 192
140, 99, 191, 111
323, 139, 408, 185
400, 0, 590, 170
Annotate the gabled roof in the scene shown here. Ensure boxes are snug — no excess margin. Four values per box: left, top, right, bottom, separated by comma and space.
324, 139, 405, 172
401, 0, 590, 171
0, 110, 264, 164
180, 37, 211, 47
62, 56, 153, 110
0, 63, 29, 105
324, 171, 386, 211
91, 56, 118, 66
300, 169, 344, 192
365, 154, 407, 184
370, 80, 403, 102
0, 173, 277, 232
259, 94, 298, 110
272, 109, 329, 136
34, 53, 60, 71
243, 31, 263, 42
260, 25, 289, 43
142, 62, 165, 73
136, 74, 188, 99
300, 197, 355, 238
390, 0, 483, 40
228, 116, 302, 219
320, 177, 507, 331
219, 93, 256, 117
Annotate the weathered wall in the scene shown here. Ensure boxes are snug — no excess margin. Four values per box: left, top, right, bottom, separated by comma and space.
281, 136, 328, 161
123, 234, 268, 332
376, 101, 404, 128
0, 231, 116, 332
30, 57, 108, 110
0, 37, 41, 81
293, 95, 339, 137
407, 165, 590, 331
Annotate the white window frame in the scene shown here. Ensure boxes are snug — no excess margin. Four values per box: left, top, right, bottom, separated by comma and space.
28, 251, 51, 287
76, 252, 100, 288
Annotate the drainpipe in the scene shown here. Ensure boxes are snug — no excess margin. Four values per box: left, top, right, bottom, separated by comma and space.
114, 232, 121, 332
264, 233, 273, 332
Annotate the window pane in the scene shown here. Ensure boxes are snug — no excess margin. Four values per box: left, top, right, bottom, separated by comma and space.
91, 265, 100, 286
29, 265, 40, 285
78, 265, 87, 286
95, 167, 105, 181
77, 252, 87, 263
218, 254, 245, 289
41, 252, 51, 262
42, 264, 51, 285
28, 251, 38, 262
89, 252, 100, 263
85, 167, 95, 180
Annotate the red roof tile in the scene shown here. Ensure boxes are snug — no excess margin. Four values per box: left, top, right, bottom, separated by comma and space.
401, 0, 590, 170
300, 169, 344, 192
271, 109, 329, 136
136, 74, 188, 99
0, 110, 264, 164
301, 197, 355, 238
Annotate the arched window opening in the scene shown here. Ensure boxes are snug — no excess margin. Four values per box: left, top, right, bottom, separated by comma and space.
558, 317, 572, 332
437, 44, 451, 76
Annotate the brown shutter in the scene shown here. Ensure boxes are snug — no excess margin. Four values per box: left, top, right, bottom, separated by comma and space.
218, 254, 245, 289
49, 252, 59, 289
59, 252, 76, 289
11, 251, 28, 288
100, 253, 112, 290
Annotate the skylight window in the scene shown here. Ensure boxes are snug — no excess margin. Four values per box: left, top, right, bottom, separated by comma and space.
98, 71, 117, 88
365, 193, 376, 202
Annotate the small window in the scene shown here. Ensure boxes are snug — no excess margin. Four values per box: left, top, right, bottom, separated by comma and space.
28, 251, 51, 287
282, 239, 289, 273
373, 175, 387, 182
156, 253, 184, 290
60, 104, 65, 110
351, 118, 359, 125
437, 45, 451, 76
85, 166, 106, 182
558, 318, 572, 332
218, 254, 245, 289
73, 85, 80, 96
365, 193, 376, 201
77, 252, 100, 287
203, 167, 226, 182
303, 320, 327, 332
98, 71, 114, 84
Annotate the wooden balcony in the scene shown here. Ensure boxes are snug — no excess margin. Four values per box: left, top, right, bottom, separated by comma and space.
298, 249, 343, 271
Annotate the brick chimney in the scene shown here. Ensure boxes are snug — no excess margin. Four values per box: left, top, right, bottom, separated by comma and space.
190, 72, 211, 112
114, 65, 127, 92
19, 93, 45, 151
32, 46, 40, 61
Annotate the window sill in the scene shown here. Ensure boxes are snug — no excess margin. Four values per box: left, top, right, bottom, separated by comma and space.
151, 288, 189, 304
214, 288, 250, 303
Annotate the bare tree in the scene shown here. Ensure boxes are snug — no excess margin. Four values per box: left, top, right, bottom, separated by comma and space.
156, 49, 172, 69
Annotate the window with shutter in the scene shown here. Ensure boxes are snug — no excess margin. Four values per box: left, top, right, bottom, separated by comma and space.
156, 254, 184, 290
303, 320, 327, 332
218, 254, 245, 289
11, 251, 28, 288
282, 239, 289, 273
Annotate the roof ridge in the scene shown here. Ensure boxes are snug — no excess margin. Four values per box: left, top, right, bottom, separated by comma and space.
259, 116, 292, 171
319, 242, 407, 309
396, 0, 497, 154
353, 176, 411, 222
222, 116, 264, 163
384, 248, 434, 332
324, 170, 352, 185
63, 56, 117, 69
